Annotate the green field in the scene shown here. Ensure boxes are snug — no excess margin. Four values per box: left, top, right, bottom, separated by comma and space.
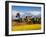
12, 22, 41, 31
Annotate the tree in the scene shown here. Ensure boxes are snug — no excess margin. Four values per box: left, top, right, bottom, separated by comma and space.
16, 13, 20, 18
16, 13, 20, 22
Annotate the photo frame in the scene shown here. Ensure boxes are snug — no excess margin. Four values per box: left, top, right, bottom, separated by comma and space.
5, 1, 45, 36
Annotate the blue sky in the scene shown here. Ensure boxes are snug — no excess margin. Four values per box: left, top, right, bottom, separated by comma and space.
12, 6, 41, 19
12, 6, 41, 12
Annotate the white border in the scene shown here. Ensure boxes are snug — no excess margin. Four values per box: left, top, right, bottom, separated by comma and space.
9, 3, 44, 35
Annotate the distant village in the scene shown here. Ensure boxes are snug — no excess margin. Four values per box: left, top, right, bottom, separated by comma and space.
12, 13, 41, 24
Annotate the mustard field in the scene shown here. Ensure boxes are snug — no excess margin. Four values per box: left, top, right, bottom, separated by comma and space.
12, 22, 41, 31
12, 24, 41, 31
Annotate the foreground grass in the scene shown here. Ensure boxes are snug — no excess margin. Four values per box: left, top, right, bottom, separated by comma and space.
12, 23, 41, 31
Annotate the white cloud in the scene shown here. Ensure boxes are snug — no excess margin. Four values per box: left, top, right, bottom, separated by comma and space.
26, 11, 41, 16
20, 12, 24, 15
12, 10, 18, 16
12, 10, 25, 19
12, 10, 41, 19
12, 10, 24, 16
31, 11, 40, 16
